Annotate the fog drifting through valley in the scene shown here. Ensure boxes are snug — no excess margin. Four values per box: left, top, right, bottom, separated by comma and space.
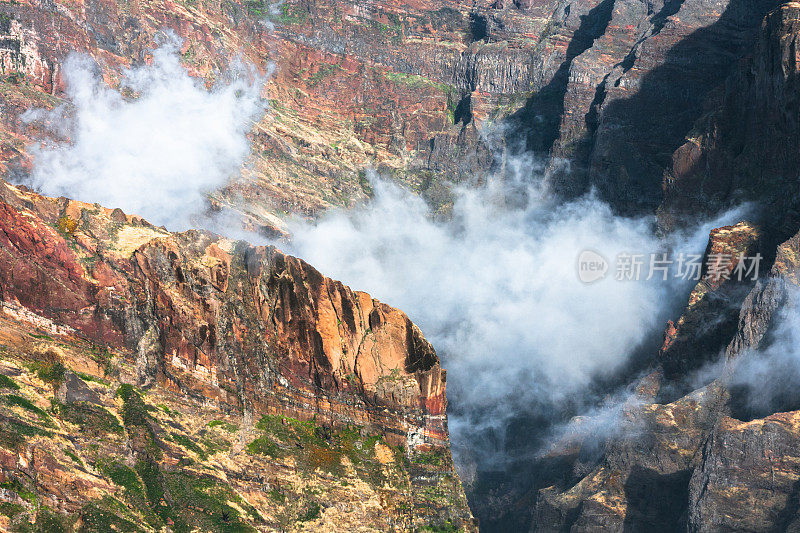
283, 167, 746, 466
19, 40, 752, 471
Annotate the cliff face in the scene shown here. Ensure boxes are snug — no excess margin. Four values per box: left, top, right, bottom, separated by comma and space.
661, 2, 800, 229
528, 221, 800, 532
502, 3, 800, 529
0, 0, 785, 225
528, 4, 800, 528
0, 179, 474, 531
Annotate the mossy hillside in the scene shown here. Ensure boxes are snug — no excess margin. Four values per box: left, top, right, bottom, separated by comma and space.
51, 400, 123, 435
207, 419, 238, 432
0, 370, 55, 449
3, 393, 55, 427
0, 319, 472, 531
117, 384, 162, 459
0, 417, 52, 450
247, 414, 389, 483
0, 350, 258, 531
0, 373, 19, 390
135, 458, 258, 533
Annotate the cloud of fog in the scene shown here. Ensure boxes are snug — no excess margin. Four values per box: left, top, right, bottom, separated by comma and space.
283, 165, 745, 462
15, 30, 755, 469
723, 286, 800, 415
20, 33, 268, 230
543, 386, 648, 458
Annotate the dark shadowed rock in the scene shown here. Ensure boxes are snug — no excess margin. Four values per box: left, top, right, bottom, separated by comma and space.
56, 371, 101, 405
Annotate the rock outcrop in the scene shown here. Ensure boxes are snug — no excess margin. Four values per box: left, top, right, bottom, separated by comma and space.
0, 179, 475, 531
661, 1, 800, 229
529, 218, 800, 532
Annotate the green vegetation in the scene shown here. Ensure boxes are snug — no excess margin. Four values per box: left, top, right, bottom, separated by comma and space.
393, 445, 411, 469
171, 433, 207, 459
90, 345, 115, 376
247, 434, 282, 457
411, 448, 448, 467
135, 459, 258, 533
5, 70, 25, 85
3, 394, 55, 427
181, 44, 196, 62
94, 405, 258, 532
63, 448, 83, 467
367, 11, 403, 43
5, 394, 45, 416
208, 419, 239, 432
35, 361, 65, 384
358, 169, 374, 197
254, 414, 325, 445
307, 64, 341, 86
1, 477, 37, 503
136, 459, 170, 526
157, 403, 176, 416
16, 507, 70, 532
268, 488, 286, 503
117, 385, 161, 458
97, 460, 160, 529
247, 415, 388, 483
27, 354, 66, 387
382, 71, 458, 95
0, 501, 25, 520
245, 0, 307, 24
0, 13, 12, 31
419, 521, 462, 533
76, 371, 109, 386
243, 0, 269, 17
100, 461, 144, 496
0, 417, 52, 449
201, 435, 231, 456
0, 374, 19, 390
297, 501, 321, 522
52, 400, 123, 435
77, 499, 145, 532
273, 1, 308, 24
381, 69, 461, 123
446, 92, 457, 124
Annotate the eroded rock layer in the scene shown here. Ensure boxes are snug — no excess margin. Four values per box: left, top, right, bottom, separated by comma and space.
0, 179, 475, 532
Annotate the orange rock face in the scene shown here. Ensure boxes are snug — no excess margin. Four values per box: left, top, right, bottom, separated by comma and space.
0, 178, 475, 530
0, 179, 451, 448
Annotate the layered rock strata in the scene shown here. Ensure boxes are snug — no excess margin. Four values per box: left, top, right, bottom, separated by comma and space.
0, 179, 475, 531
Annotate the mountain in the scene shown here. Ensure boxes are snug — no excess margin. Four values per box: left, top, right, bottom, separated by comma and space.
0, 179, 474, 530
4, 0, 800, 531
529, 4, 800, 530
0, 0, 782, 222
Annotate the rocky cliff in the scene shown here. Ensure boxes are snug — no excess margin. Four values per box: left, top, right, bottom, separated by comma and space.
523, 5, 800, 529
0, 179, 474, 531
5, 0, 800, 530
0, 0, 786, 224
661, 1, 800, 229
526, 219, 800, 532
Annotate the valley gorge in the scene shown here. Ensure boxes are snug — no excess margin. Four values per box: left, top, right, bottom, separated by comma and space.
2, 0, 800, 531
